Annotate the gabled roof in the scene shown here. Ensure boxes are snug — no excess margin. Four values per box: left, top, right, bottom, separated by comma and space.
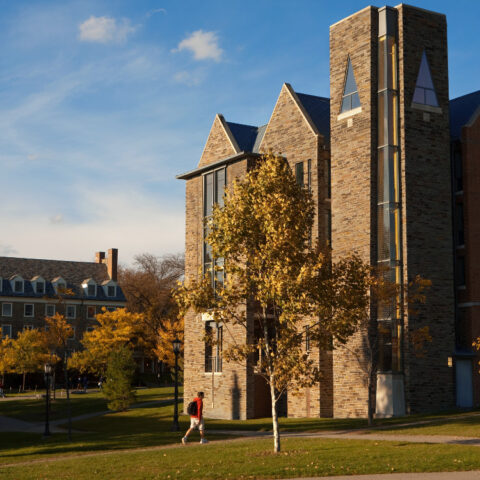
295, 93, 330, 139
450, 90, 480, 140
225, 122, 268, 154
0, 256, 125, 301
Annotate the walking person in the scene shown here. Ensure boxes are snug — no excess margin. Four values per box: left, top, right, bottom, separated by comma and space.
182, 391, 208, 444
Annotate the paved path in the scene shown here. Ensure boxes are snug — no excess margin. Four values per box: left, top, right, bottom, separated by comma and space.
208, 428, 480, 447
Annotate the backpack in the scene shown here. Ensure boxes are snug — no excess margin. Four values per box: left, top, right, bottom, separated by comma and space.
187, 400, 198, 416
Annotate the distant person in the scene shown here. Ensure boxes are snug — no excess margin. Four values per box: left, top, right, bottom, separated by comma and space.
76, 376, 82, 390
98, 376, 104, 390
182, 391, 208, 444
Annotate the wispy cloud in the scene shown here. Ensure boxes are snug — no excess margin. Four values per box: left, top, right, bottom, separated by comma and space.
174, 70, 204, 86
0, 244, 18, 256
146, 8, 167, 18
78, 16, 136, 44
173, 30, 223, 62
49, 214, 64, 225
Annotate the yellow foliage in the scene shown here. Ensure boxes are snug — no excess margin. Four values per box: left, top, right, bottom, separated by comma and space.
70, 308, 143, 374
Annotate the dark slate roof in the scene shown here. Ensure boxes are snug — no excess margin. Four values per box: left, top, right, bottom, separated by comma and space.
0, 257, 125, 302
296, 93, 330, 140
225, 122, 259, 153
450, 90, 480, 140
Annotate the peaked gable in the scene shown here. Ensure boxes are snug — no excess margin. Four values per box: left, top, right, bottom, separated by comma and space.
412, 50, 438, 107
259, 83, 320, 155
198, 114, 239, 168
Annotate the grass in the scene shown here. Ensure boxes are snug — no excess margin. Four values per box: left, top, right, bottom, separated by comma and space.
0, 387, 176, 423
2, 437, 480, 479
369, 412, 480, 437
2, 387, 480, 478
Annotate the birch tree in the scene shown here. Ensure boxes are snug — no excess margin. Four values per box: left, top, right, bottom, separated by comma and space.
176, 153, 375, 453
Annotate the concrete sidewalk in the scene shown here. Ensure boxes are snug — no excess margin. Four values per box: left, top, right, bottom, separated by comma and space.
209, 428, 480, 447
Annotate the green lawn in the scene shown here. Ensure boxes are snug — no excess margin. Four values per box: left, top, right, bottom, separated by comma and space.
370, 412, 480, 437
0, 387, 176, 423
2, 387, 480, 479
2, 437, 480, 480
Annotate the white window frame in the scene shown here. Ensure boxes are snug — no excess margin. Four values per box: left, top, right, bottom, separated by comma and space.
2, 303, 12, 317
45, 304, 55, 317
1, 324, 12, 338
66, 305, 76, 319
24, 304, 34, 318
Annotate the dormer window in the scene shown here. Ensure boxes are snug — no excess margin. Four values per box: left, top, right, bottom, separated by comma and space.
52, 277, 67, 294
32, 276, 46, 295
10, 275, 24, 294
102, 280, 117, 298
82, 279, 97, 297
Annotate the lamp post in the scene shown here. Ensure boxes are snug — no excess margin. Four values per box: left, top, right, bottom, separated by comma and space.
171, 338, 181, 432
44, 363, 52, 437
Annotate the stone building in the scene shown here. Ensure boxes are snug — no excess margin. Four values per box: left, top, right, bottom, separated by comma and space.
177, 4, 480, 419
0, 248, 126, 346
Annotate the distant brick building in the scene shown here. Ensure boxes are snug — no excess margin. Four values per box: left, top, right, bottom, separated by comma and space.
178, 4, 480, 419
0, 248, 126, 347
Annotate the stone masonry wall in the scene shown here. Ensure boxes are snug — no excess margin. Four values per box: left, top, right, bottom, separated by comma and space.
259, 83, 331, 417
330, 6, 378, 418
460, 112, 480, 406
397, 5, 455, 413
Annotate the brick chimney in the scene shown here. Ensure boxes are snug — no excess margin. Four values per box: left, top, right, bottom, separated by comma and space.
95, 251, 106, 264
107, 248, 118, 281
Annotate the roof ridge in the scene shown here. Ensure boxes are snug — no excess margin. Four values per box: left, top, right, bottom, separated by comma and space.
450, 90, 480, 102
0, 256, 97, 265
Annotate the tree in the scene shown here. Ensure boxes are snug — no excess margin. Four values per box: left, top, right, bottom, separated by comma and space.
10, 329, 50, 391
0, 337, 15, 385
102, 346, 136, 411
70, 308, 143, 375
119, 253, 184, 368
176, 153, 376, 453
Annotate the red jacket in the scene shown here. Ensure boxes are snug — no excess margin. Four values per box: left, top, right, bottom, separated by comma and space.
191, 397, 203, 419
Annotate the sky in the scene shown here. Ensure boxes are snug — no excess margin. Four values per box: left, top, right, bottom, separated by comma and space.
1, 0, 479, 267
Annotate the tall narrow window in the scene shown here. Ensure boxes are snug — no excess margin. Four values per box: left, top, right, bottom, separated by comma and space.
412, 50, 439, 107
295, 162, 304, 186
205, 321, 223, 372
456, 203, 465, 246
203, 168, 226, 291
341, 57, 361, 113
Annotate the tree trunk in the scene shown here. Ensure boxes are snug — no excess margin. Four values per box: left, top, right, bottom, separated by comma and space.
269, 375, 280, 453
367, 375, 374, 427
22, 372, 26, 392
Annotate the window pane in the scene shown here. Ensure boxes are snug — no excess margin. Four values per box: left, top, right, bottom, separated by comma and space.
36, 282, 45, 294
24, 304, 34, 316
412, 87, 424, 104
15, 281, 23, 292
1, 325, 12, 338
204, 173, 214, 217
215, 169, 225, 207
88, 284, 96, 296
341, 95, 351, 113
2, 304, 12, 316
46, 304, 55, 317
295, 162, 304, 186
378, 37, 386, 91
457, 256, 466, 286
351, 92, 361, 109
344, 58, 358, 95
87, 306, 96, 319
425, 88, 438, 107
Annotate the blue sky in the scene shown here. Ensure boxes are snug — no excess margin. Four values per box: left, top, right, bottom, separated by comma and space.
1, 0, 479, 266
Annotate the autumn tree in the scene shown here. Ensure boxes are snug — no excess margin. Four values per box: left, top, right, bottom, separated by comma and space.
10, 329, 50, 391
70, 308, 143, 375
119, 253, 184, 368
176, 153, 375, 453
0, 337, 15, 385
